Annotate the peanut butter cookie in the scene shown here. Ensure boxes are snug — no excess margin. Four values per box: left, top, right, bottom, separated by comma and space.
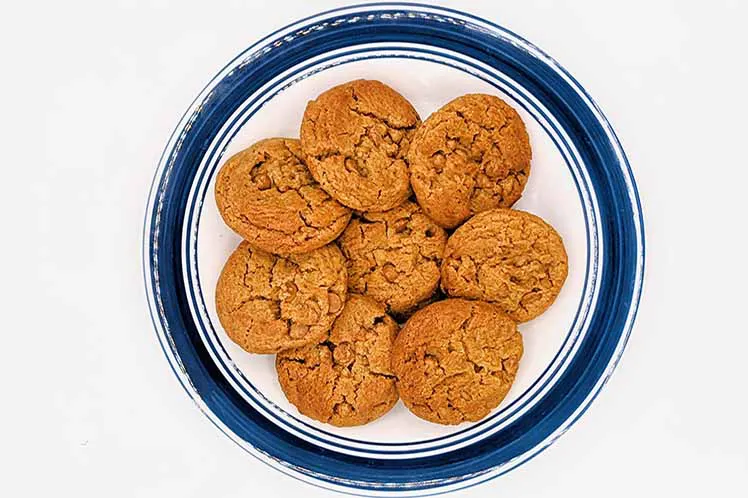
215, 241, 347, 354
338, 200, 447, 314
300, 80, 420, 212
391, 299, 523, 425
408, 94, 531, 228
276, 295, 399, 426
441, 209, 568, 322
215, 138, 351, 255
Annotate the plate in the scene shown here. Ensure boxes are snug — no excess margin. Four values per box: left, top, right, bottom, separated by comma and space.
143, 3, 644, 495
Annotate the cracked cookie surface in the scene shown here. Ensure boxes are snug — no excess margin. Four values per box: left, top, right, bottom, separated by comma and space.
441, 209, 568, 322
215, 138, 351, 255
276, 295, 399, 426
215, 241, 347, 354
408, 94, 531, 228
391, 299, 523, 425
338, 201, 447, 314
300, 80, 420, 212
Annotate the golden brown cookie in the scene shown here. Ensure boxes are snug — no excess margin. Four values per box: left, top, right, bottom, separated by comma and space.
391, 299, 523, 425
338, 201, 447, 314
408, 94, 531, 228
215, 138, 351, 255
300, 80, 421, 212
215, 241, 347, 354
276, 295, 399, 426
441, 209, 568, 322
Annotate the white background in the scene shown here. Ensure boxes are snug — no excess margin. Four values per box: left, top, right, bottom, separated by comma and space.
1, 0, 746, 496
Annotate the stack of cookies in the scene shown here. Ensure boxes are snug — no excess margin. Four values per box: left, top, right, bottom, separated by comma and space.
214, 80, 568, 426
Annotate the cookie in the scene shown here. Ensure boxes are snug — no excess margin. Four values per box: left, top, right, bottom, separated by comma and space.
408, 94, 531, 228
276, 295, 399, 426
215, 138, 352, 255
338, 200, 447, 314
300, 79, 421, 212
215, 241, 347, 354
441, 209, 568, 322
391, 299, 523, 425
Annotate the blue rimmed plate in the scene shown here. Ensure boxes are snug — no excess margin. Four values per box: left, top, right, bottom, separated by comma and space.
143, 3, 644, 495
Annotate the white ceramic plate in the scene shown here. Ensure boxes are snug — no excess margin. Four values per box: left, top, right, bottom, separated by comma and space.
143, 3, 644, 495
